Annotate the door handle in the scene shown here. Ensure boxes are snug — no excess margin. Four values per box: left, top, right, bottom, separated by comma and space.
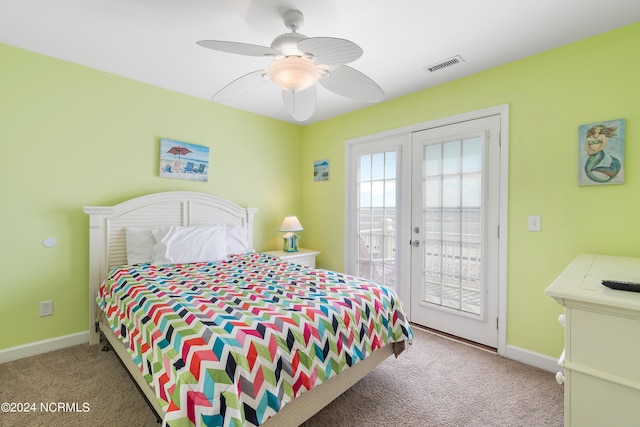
410, 240, 421, 247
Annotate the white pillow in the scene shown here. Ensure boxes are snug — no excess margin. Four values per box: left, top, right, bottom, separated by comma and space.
152, 225, 227, 264
225, 225, 251, 255
125, 227, 155, 264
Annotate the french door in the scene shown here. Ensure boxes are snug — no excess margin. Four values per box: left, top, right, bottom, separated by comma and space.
346, 134, 409, 293
410, 116, 500, 348
345, 107, 506, 350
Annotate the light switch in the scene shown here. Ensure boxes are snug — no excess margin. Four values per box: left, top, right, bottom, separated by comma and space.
528, 215, 541, 232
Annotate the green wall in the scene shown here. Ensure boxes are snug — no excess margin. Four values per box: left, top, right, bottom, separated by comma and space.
302, 22, 640, 357
0, 44, 303, 349
2, 22, 639, 360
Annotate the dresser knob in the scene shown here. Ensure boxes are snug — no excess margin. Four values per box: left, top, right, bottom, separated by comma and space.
557, 349, 565, 366
558, 314, 566, 326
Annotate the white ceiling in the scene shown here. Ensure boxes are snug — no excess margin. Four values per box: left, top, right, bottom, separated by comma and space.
1, 0, 639, 124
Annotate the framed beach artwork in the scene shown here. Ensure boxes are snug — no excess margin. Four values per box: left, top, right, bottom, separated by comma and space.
578, 118, 625, 186
314, 158, 329, 182
159, 138, 210, 182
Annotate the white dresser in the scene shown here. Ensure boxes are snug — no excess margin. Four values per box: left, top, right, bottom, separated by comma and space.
545, 254, 640, 427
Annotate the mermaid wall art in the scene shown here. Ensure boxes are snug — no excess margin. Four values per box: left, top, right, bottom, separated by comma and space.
578, 118, 625, 186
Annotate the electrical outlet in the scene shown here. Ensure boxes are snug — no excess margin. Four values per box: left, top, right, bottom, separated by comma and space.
527, 215, 541, 232
40, 300, 53, 317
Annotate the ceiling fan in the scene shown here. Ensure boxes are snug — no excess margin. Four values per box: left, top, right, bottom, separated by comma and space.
197, 10, 384, 121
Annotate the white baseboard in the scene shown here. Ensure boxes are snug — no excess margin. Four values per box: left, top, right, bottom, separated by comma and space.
503, 344, 562, 373
0, 331, 89, 364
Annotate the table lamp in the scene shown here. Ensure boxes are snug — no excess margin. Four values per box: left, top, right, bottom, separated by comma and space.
279, 216, 303, 252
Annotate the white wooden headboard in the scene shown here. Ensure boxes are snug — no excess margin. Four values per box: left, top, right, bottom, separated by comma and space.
83, 191, 258, 344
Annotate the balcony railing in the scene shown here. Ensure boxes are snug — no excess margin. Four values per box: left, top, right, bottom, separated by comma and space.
357, 230, 396, 286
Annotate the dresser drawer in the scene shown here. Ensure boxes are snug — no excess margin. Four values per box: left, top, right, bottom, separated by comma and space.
569, 369, 640, 427
569, 308, 640, 383
262, 249, 320, 268
283, 253, 316, 268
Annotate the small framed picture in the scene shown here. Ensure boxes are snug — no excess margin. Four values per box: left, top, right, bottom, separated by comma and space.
314, 159, 329, 182
159, 138, 209, 182
578, 119, 625, 186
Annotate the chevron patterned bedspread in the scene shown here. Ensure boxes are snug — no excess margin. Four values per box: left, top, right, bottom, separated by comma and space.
98, 252, 413, 427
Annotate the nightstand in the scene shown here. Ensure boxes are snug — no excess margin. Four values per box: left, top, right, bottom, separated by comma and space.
262, 248, 321, 268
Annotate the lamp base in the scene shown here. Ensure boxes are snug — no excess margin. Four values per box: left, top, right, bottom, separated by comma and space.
283, 236, 299, 252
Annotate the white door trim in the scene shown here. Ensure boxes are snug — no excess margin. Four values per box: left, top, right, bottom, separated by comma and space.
345, 104, 509, 355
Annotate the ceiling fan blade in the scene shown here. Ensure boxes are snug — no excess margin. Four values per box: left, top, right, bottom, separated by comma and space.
282, 85, 316, 121
297, 37, 363, 65
319, 65, 384, 103
197, 40, 280, 57
212, 70, 267, 102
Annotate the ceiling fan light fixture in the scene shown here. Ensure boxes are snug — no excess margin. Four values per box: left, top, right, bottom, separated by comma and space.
198, 9, 383, 121
266, 56, 320, 92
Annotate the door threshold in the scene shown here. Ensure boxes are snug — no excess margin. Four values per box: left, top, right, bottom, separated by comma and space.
410, 323, 497, 354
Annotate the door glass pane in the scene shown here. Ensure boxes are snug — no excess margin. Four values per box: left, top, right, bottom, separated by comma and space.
357, 150, 397, 287
462, 137, 482, 173
424, 177, 441, 208
371, 153, 385, 180
462, 173, 481, 207
424, 144, 442, 176
360, 181, 371, 207
371, 181, 384, 207
385, 151, 397, 179
442, 141, 461, 174
442, 176, 460, 207
384, 181, 396, 207
360, 155, 371, 180
422, 138, 483, 315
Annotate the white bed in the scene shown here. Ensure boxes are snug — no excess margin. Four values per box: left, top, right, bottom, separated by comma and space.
84, 191, 407, 426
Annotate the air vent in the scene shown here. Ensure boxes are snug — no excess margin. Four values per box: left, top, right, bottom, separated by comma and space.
423, 55, 465, 73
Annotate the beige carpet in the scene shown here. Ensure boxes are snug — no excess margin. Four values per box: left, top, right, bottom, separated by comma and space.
0, 327, 563, 426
